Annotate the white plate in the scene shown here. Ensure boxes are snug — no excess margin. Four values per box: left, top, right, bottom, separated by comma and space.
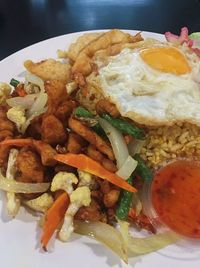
0, 30, 200, 268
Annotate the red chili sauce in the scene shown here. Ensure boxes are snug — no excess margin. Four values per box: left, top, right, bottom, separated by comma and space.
151, 160, 200, 238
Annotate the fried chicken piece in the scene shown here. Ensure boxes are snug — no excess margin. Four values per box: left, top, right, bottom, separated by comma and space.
0, 145, 10, 168
33, 140, 57, 166
0, 106, 15, 168
101, 158, 117, 173
55, 100, 76, 124
86, 144, 104, 163
103, 189, 120, 208
66, 132, 87, 154
95, 99, 120, 118
26, 114, 43, 139
45, 80, 69, 114
75, 199, 104, 222
86, 145, 117, 172
68, 117, 114, 160
24, 59, 71, 83
41, 114, 67, 145
15, 149, 44, 183
0, 106, 15, 139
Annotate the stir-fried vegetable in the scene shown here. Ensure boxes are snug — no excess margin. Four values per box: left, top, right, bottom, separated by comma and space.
74, 106, 94, 118
116, 176, 135, 220
99, 117, 129, 169
116, 155, 137, 180
74, 106, 106, 138
134, 154, 153, 181
0, 176, 50, 193
41, 192, 70, 250
74, 220, 128, 263
10, 78, 20, 87
101, 113, 145, 140
6, 94, 37, 109
54, 153, 137, 193
118, 220, 179, 257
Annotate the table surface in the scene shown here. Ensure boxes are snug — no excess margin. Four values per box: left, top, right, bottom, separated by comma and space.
0, 0, 200, 60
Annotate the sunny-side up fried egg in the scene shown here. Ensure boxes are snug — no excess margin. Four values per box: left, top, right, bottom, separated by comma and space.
95, 40, 200, 126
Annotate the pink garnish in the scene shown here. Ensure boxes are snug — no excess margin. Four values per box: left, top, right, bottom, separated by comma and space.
165, 27, 200, 57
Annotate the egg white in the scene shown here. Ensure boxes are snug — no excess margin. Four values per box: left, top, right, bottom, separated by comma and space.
96, 43, 200, 126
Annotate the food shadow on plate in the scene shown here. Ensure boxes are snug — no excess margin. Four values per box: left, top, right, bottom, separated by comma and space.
82, 241, 124, 267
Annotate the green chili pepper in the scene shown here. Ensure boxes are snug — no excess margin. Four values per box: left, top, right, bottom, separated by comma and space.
134, 154, 153, 181
116, 176, 134, 220
101, 113, 145, 140
10, 78, 20, 87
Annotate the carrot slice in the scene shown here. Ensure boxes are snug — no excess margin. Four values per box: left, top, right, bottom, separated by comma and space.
41, 192, 70, 250
0, 138, 34, 147
55, 153, 137, 193
16, 84, 27, 97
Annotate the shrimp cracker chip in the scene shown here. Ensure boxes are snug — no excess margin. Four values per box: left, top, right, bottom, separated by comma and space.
24, 59, 71, 83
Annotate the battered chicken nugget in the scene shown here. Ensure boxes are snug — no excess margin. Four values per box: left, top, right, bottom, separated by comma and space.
33, 140, 57, 166
41, 114, 67, 146
72, 30, 142, 76
45, 80, 69, 114
24, 59, 71, 83
68, 117, 114, 160
67, 32, 104, 61
15, 149, 44, 183
66, 132, 87, 154
55, 100, 76, 124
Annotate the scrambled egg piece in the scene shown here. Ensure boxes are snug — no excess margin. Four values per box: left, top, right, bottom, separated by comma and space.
7, 105, 26, 132
51, 172, 78, 194
0, 82, 11, 104
23, 193, 53, 213
6, 149, 21, 217
59, 186, 91, 242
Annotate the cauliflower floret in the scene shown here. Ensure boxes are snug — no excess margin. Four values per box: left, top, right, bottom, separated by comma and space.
6, 149, 21, 217
0, 82, 11, 104
23, 193, 54, 213
7, 105, 26, 132
59, 186, 91, 242
77, 169, 93, 187
51, 172, 78, 194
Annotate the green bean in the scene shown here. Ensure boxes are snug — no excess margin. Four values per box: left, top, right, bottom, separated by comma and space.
10, 78, 20, 87
101, 113, 145, 140
134, 154, 153, 181
74, 106, 94, 118
116, 176, 134, 220
74, 106, 107, 138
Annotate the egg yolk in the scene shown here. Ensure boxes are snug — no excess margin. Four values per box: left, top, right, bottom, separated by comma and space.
151, 160, 200, 238
140, 47, 191, 75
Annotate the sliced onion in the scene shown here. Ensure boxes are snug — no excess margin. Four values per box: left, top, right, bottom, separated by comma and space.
27, 92, 47, 117
128, 139, 145, 156
128, 232, 179, 256
0, 176, 50, 193
98, 118, 129, 169
6, 94, 38, 109
118, 220, 179, 257
116, 155, 138, 180
25, 73, 45, 93
74, 220, 128, 263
